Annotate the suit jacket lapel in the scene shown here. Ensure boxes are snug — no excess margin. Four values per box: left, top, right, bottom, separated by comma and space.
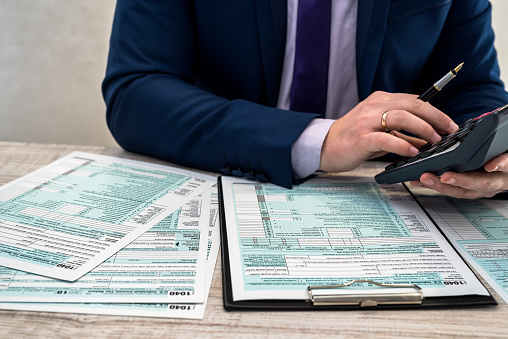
254, 0, 287, 107
356, 0, 391, 100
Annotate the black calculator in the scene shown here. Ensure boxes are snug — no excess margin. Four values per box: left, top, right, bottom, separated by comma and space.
375, 104, 508, 185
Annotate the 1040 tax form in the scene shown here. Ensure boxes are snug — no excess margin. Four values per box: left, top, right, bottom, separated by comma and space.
220, 176, 490, 305
0, 152, 215, 281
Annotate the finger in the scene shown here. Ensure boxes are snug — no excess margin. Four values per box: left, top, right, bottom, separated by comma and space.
379, 93, 458, 134
364, 132, 420, 157
418, 173, 492, 199
405, 97, 458, 134
409, 180, 424, 187
383, 110, 442, 144
484, 153, 508, 172
439, 171, 507, 193
390, 131, 428, 148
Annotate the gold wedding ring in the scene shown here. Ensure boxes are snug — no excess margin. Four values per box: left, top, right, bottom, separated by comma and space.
381, 111, 390, 132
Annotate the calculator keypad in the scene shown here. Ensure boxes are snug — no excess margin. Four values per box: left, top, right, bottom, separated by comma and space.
384, 116, 481, 171
375, 104, 508, 184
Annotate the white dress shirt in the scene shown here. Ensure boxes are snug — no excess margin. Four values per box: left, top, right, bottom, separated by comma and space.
277, 0, 359, 178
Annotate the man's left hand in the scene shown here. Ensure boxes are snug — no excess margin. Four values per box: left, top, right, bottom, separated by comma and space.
410, 153, 508, 199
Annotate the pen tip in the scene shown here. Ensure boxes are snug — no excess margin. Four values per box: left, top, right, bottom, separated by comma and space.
454, 62, 464, 73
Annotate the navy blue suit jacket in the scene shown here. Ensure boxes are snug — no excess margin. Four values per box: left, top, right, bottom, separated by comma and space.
103, 0, 508, 188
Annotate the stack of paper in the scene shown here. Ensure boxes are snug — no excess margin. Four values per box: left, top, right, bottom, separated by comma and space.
0, 152, 220, 319
415, 195, 508, 305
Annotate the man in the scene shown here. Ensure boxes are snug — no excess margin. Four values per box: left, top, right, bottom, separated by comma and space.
103, 0, 508, 198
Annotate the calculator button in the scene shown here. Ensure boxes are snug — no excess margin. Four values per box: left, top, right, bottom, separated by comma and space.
396, 159, 408, 167
418, 143, 432, 152
441, 139, 458, 149
419, 152, 431, 159
407, 155, 420, 163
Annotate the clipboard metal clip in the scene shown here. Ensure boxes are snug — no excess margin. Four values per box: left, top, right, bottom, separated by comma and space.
308, 279, 423, 307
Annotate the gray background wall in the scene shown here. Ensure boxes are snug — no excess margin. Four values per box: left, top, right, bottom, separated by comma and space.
0, 1, 117, 146
0, 1, 507, 148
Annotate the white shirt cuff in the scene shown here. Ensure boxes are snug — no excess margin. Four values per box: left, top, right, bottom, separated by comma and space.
291, 118, 335, 179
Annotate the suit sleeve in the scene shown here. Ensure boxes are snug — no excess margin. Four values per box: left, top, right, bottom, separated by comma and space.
102, 0, 319, 188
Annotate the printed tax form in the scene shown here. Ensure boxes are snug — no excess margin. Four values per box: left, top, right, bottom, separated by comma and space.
0, 152, 215, 281
0, 188, 221, 319
221, 176, 490, 302
0, 191, 211, 303
417, 195, 508, 304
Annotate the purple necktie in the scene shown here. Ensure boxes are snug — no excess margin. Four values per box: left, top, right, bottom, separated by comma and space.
290, 0, 332, 115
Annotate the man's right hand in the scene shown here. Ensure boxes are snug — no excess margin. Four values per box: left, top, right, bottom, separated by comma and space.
319, 91, 459, 173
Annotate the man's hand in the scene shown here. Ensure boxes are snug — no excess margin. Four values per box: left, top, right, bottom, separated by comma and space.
319, 91, 459, 173
410, 153, 508, 199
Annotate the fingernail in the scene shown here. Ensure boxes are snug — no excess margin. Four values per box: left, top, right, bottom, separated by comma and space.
410, 146, 419, 155
433, 132, 441, 143
444, 177, 456, 185
488, 166, 499, 172
410, 181, 423, 187
450, 122, 459, 132
423, 178, 434, 186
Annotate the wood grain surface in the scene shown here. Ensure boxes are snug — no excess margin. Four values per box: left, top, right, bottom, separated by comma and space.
0, 142, 506, 339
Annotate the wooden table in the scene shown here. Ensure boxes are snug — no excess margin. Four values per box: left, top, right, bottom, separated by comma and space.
0, 141, 507, 338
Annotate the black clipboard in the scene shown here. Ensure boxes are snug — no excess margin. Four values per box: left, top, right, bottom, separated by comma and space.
218, 176, 496, 310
